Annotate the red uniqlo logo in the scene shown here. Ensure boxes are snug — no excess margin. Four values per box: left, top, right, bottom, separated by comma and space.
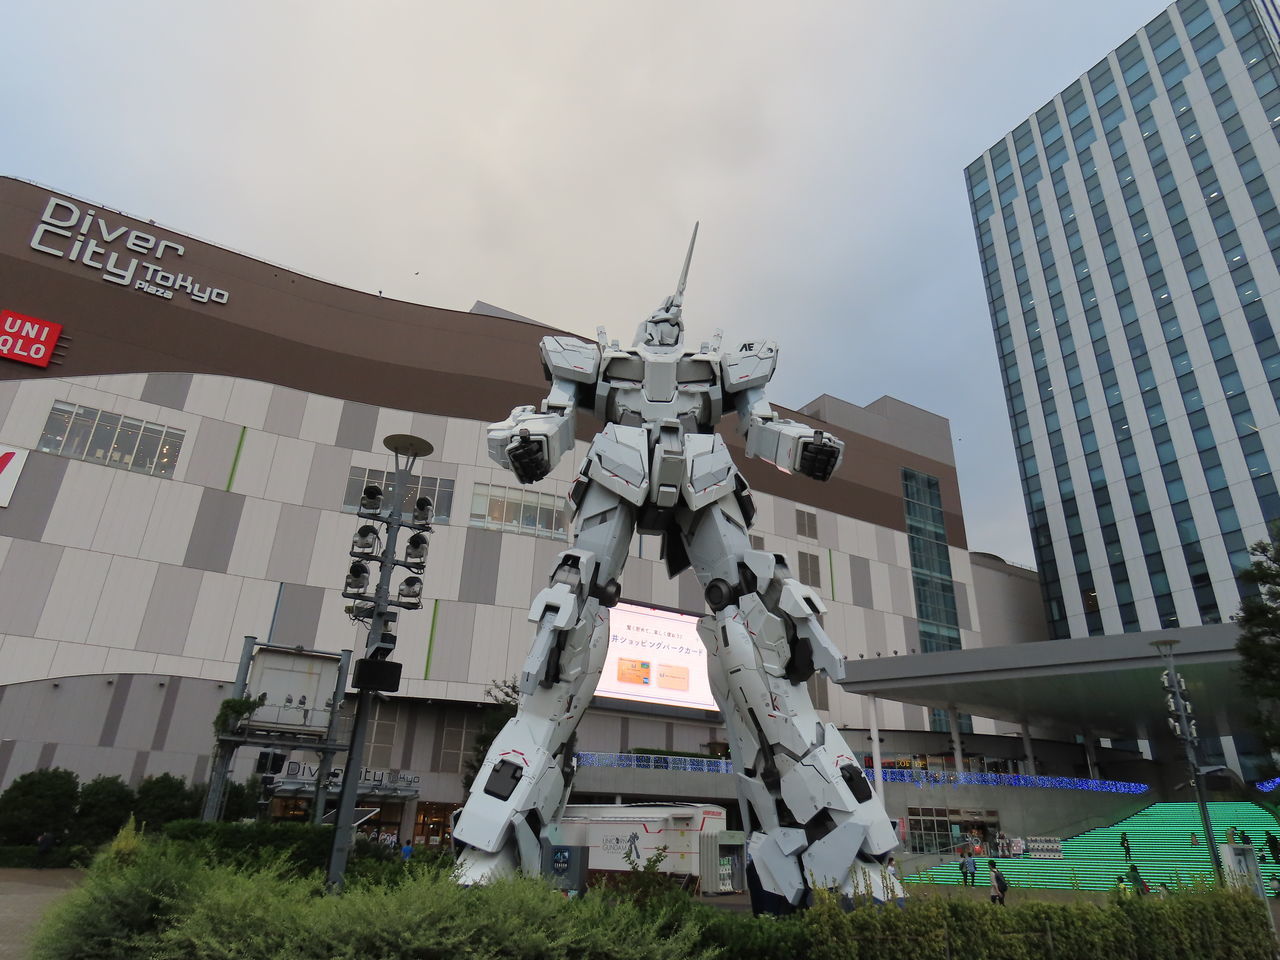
0, 309, 62, 368
0, 444, 28, 508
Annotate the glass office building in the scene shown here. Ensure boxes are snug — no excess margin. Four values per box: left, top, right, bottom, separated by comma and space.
966, 0, 1280, 639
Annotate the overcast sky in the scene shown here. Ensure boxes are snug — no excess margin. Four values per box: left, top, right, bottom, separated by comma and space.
3, 1, 1168, 566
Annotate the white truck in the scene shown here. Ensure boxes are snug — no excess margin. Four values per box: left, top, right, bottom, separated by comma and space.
548, 802, 744, 892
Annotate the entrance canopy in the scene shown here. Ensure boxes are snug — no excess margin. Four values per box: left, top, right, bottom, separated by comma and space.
838, 623, 1246, 740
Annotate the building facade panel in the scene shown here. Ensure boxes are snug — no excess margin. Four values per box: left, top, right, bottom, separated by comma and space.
0, 175, 1046, 837
969, 0, 1280, 639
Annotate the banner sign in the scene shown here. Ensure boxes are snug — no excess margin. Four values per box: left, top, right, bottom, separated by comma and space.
29, 197, 230, 305
0, 310, 61, 368
0, 445, 30, 508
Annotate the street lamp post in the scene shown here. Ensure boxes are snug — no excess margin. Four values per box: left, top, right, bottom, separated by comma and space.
326, 434, 434, 892
1151, 637, 1224, 884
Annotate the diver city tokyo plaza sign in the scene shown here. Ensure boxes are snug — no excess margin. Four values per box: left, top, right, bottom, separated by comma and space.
0, 309, 61, 368
28, 197, 230, 305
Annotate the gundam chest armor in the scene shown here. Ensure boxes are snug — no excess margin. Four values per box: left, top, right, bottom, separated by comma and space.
538, 326, 776, 578
452, 228, 902, 908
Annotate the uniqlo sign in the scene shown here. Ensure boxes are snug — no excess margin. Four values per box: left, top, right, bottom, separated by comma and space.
0, 445, 29, 508
0, 309, 62, 368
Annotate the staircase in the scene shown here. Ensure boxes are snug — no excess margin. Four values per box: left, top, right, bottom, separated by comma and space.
904, 801, 1280, 892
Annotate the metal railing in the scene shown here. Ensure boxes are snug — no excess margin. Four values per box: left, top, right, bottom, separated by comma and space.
575, 753, 1150, 794
881, 768, 1149, 794
576, 752, 734, 774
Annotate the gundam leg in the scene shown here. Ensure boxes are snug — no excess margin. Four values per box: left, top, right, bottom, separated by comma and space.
453, 479, 634, 884
679, 493, 903, 907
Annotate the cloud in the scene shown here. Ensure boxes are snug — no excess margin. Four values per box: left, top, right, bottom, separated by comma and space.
1, 0, 1164, 565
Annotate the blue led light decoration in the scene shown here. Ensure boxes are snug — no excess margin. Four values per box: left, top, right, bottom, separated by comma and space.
878, 768, 1149, 794
574, 753, 1150, 794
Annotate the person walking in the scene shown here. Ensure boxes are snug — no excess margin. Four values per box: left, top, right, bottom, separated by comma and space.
1127, 864, 1150, 896
961, 851, 977, 887
1240, 829, 1252, 848
988, 860, 1008, 905
35, 830, 54, 868
1266, 831, 1280, 865
1190, 831, 1200, 846
1120, 831, 1132, 862
1227, 826, 1238, 844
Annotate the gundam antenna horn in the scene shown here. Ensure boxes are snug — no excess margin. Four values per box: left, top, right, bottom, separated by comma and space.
672, 221, 699, 313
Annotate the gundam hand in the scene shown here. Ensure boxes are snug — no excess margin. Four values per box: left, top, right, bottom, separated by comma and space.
488, 404, 574, 480
797, 431, 843, 482
507, 429, 552, 483
744, 417, 845, 480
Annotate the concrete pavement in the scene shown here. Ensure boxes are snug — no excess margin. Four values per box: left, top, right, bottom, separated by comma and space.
0, 869, 81, 960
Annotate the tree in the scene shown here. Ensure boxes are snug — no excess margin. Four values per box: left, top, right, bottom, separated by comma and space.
132, 774, 199, 830
0, 768, 79, 844
73, 775, 135, 848
1236, 532, 1280, 752
221, 775, 263, 821
461, 677, 521, 791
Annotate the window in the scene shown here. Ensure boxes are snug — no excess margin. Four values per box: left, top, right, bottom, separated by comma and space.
929, 708, 973, 734
432, 707, 481, 774
38, 400, 185, 477
361, 699, 399, 769
343, 467, 454, 522
903, 468, 963, 652
796, 509, 818, 539
469, 482, 568, 541
907, 807, 955, 854
797, 551, 822, 588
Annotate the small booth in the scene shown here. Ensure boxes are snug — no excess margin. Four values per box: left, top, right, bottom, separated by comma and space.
700, 828, 746, 894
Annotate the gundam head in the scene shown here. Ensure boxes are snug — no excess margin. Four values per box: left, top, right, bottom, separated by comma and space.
637, 297, 684, 347
633, 223, 698, 349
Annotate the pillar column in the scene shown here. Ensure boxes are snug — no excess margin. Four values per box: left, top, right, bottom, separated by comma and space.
399, 797, 419, 844
947, 707, 964, 772
868, 695, 883, 801
1020, 723, 1036, 776
1218, 711, 1244, 779
1082, 733, 1098, 779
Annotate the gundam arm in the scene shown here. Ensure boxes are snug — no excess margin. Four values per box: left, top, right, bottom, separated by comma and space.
488, 336, 599, 483
722, 338, 845, 481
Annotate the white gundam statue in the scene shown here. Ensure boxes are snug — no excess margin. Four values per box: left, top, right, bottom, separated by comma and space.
453, 226, 902, 906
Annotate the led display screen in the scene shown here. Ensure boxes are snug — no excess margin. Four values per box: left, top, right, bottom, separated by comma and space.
596, 601, 717, 711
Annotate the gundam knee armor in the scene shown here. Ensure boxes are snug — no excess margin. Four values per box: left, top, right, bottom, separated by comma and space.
698, 550, 902, 905
451, 551, 609, 884
453, 483, 633, 884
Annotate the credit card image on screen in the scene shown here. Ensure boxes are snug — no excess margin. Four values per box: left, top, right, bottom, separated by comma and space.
596, 602, 717, 711
616, 658, 651, 685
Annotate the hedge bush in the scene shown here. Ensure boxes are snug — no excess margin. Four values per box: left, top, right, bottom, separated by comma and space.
0, 768, 79, 844
71, 776, 134, 849
0, 844, 90, 868
162, 819, 336, 873
33, 838, 708, 960
32, 831, 1278, 960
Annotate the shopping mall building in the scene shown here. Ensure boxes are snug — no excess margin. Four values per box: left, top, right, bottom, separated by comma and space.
0, 177, 1170, 848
